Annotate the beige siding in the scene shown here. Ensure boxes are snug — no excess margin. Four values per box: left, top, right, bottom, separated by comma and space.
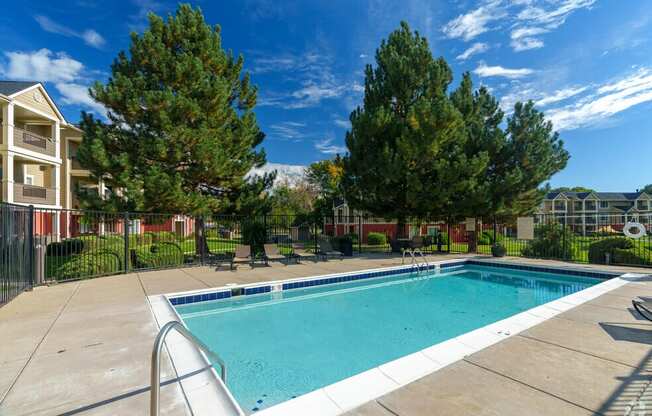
13, 88, 58, 119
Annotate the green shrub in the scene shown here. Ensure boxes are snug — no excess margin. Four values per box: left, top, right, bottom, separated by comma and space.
437, 232, 449, 245
367, 232, 386, 246
478, 230, 502, 245
588, 238, 635, 264
53, 251, 122, 280
145, 231, 178, 243
132, 242, 183, 269
612, 248, 648, 265
46, 239, 84, 256
522, 223, 576, 260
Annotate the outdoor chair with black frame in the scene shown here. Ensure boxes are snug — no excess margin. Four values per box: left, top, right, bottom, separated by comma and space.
291, 243, 317, 263
230, 245, 253, 270
632, 298, 652, 322
263, 243, 288, 265
317, 239, 344, 261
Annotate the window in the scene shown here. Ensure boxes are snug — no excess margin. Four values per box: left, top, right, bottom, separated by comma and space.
337, 209, 343, 223
637, 200, 648, 210
599, 201, 609, 208
585, 201, 596, 210
25, 175, 34, 185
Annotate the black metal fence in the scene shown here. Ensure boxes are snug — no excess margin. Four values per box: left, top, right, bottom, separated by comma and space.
2, 204, 651, 306
0, 203, 34, 305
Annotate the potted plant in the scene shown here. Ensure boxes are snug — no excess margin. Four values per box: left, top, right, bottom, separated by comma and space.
491, 242, 507, 257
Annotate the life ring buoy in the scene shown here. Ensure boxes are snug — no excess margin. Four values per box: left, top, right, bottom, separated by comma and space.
623, 222, 646, 239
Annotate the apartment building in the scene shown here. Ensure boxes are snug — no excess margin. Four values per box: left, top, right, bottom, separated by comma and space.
538, 190, 652, 234
0, 81, 104, 237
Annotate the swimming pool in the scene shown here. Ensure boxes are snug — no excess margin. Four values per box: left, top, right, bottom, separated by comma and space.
171, 261, 611, 414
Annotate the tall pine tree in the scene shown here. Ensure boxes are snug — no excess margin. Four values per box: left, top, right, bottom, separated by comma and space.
450, 73, 569, 220
342, 22, 487, 234
77, 4, 272, 215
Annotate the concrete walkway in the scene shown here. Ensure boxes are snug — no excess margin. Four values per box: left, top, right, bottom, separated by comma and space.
0, 254, 650, 415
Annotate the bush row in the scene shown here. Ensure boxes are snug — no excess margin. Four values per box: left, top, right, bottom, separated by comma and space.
50, 241, 184, 280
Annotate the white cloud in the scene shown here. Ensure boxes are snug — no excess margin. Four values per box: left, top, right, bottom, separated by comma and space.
34, 15, 105, 48
267, 121, 307, 140
473, 63, 534, 78
54, 83, 106, 116
315, 137, 347, 155
510, 36, 544, 51
333, 118, 351, 129
248, 163, 307, 187
535, 86, 587, 107
1, 49, 83, 83
359, 54, 368, 59
0, 49, 106, 117
253, 49, 356, 109
545, 68, 652, 130
442, 0, 504, 41
456, 42, 490, 60
509, 0, 595, 51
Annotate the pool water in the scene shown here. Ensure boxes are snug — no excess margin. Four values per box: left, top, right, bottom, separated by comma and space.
175, 264, 599, 413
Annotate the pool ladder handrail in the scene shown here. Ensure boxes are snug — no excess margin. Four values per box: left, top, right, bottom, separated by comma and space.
402, 248, 430, 273
151, 320, 227, 416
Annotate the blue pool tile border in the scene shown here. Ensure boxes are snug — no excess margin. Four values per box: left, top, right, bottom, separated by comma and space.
168, 259, 618, 307
467, 260, 619, 279
169, 290, 231, 305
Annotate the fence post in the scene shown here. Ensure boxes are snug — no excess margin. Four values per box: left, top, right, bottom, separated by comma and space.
358, 215, 362, 254
123, 211, 130, 272
27, 205, 35, 287
561, 216, 566, 260
493, 217, 497, 245
447, 221, 451, 253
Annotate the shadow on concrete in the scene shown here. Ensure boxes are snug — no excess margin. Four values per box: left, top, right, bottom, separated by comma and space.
599, 322, 652, 346
56, 365, 212, 416
594, 348, 652, 416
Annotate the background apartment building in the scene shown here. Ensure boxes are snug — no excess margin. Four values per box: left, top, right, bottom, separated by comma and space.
538, 190, 652, 234
0, 81, 104, 238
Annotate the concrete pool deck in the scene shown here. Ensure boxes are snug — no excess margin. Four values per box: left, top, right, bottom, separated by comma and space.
0, 254, 650, 415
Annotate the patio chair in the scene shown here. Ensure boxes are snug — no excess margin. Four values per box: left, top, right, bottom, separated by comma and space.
317, 239, 344, 261
230, 245, 253, 270
263, 244, 288, 265
291, 243, 317, 263
632, 299, 652, 322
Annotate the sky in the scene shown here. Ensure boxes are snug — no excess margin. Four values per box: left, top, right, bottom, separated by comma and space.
1, 0, 651, 191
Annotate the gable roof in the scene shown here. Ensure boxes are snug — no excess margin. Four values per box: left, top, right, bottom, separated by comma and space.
0, 81, 40, 96
545, 191, 648, 201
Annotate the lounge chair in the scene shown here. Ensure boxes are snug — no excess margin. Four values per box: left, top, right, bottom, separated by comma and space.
318, 240, 344, 261
263, 244, 287, 265
632, 299, 652, 322
402, 236, 425, 264
230, 245, 253, 270
291, 243, 317, 263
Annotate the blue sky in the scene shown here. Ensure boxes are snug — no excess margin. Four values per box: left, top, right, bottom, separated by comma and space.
1, 0, 651, 191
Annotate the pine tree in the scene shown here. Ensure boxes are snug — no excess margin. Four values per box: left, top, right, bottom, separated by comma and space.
450, 73, 569, 220
77, 4, 271, 215
341, 22, 487, 234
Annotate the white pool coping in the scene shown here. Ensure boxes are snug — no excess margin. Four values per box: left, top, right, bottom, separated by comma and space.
151, 258, 648, 416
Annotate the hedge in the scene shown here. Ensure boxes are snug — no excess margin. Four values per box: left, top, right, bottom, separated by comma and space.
53, 250, 122, 280
46, 239, 84, 256
587, 237, 634, 264
132, 242, 184, 269
367, 232, 386, 246
612, 248, 648, 265
522, 223, 576, 260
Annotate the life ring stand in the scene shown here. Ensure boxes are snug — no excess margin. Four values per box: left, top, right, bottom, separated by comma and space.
623, 222, 646, 239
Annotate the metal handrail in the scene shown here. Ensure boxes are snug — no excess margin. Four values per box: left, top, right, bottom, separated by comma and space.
151, 321, 227, 416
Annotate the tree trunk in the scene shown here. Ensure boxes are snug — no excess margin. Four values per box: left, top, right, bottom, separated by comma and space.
195, 216, 205, 258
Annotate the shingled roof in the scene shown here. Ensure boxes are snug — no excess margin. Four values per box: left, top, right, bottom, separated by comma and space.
0, 81, 40, 96
546, 191, 649, 200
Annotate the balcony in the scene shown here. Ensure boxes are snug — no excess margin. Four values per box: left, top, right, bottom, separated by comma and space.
13, 128, 56, 157
14, 183, 56, 205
